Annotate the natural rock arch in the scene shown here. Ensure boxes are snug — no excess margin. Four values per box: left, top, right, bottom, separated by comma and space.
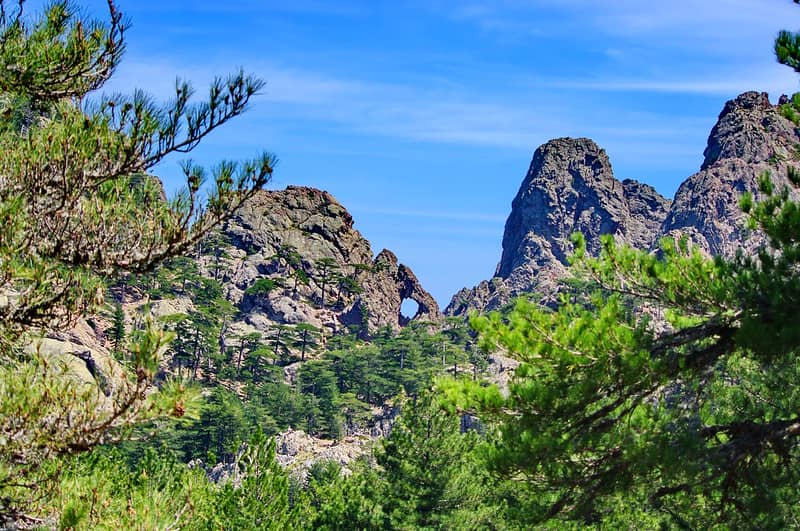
347, 249, 441, 333
399, 298, 420, 325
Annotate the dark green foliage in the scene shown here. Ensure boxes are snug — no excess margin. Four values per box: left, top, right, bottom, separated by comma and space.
298, 459, 387, 530
270, 244, 303, 272
775, 24, 800, 122
374, 392, 508, 530
268, 324, 297, 365
149, 267, 234, 381
334, 274, 363, 308
111, 301, 125, 354
204, 232, 233, 281
440, 168, 800, 528
298, 361, 342, 438
203, 431, 296, 530
313, 257, 339, 308
323, 323, 474, 411
778, 93, 800, 125
225, 331, 263, 380
248, 380, 309, 430
174, 387, 252, 462
293, 323, 321, 361
776, 29, 800, 73
336, 392, 372, 435
139, 256, 200, 298
241, 344, 279, 383
246, 277, 285, 297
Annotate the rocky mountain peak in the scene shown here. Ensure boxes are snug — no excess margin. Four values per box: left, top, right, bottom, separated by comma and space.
448, 91, 800, 316
497, 137, 624, 278
454, 137, 669, 313
702, 91, 794, 169
662, 91, 800, 257
209, 186, 439, 336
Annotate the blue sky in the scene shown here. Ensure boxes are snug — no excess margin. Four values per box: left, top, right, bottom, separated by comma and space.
35, 0, 800, 306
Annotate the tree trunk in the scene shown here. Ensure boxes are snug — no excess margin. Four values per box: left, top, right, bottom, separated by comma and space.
236, 341, 244, 379
300, 330, 308, 361
191, 330, 200, 380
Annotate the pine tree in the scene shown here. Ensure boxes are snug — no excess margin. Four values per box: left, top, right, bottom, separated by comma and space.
201, 431, 296, 530
441, 15, 800, 527
375, 392, 503, 529
298, 360, 341, 438
450, 148, 800, 526
0, 0, 273, 520
267, 323, 296, 365
111, 301, 125, 354
241, 344, 275, 384
234, 331, 263, 379
293, 323, 321, 361
314, 257, 339, 309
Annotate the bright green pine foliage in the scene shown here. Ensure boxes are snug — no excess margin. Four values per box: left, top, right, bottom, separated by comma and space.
0, 0, 272, 521
298, 461, 386, 531
454, 167, 800, 527
445, 27, 800, 523
45, 432, 296, 530
374, 392, 510, 530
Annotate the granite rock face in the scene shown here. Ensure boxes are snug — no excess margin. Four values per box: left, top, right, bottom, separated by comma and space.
447, 91, 800, 315
447, 138, 670, 314
206, 186, 440, 335
660, 91, 800, 257
623, 179, 673, 250
54, 186, 440, 404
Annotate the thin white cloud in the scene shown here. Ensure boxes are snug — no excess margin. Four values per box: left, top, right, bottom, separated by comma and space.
99, 52, 773, 164
445, 0, 797, 48
584, 0, 795, 41
538, 65, 800, 96
104, 62, 552, 149
102, 61, 363, 106
351, 206, 507, 223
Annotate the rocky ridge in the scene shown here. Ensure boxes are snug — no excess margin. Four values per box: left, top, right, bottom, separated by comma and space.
42, 186, 441, 420
200, 186, 440, 337
447, 137, 672, 314
447, 91, 800, 315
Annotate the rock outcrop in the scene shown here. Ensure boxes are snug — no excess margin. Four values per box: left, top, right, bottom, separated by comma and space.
447, 91, 800, 315
188, 428, 372, 485
35, 317, 124, 396
623, 179, 673, 250
273, 429, 371, 478
447, 138, 670, 314
660, 91, 800, 257
204, 186, 439, 335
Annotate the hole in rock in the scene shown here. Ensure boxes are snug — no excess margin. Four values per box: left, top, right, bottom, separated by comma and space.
400, 299, 420, 322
